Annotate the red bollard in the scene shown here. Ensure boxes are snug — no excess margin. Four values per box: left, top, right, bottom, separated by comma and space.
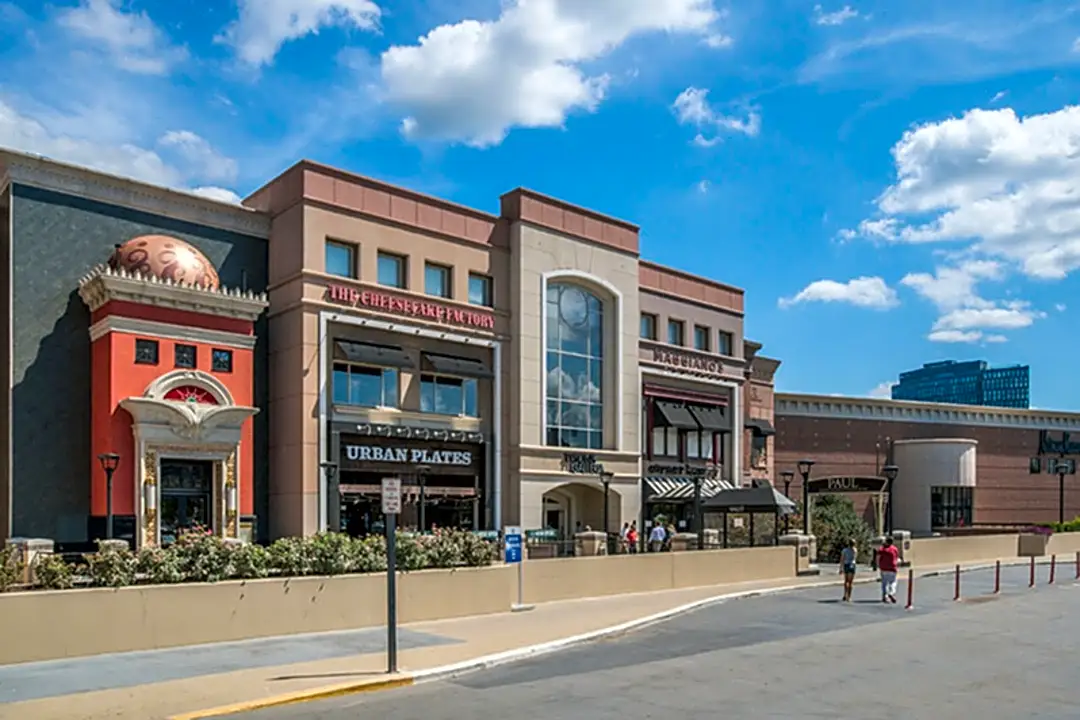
1075, 551, 1080, 580
993, 560, 1001, 594
1049, 554, 1056, 585
1029, 556, 1036, 588
905, 568, 914, 610
954, 564, 961, 601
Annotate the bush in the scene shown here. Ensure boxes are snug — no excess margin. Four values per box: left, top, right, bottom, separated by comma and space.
0, 546, 23, 592
172, 528, 236, 583
307, 533, 358, 575
267, 537, 311, 577
87, 542, 137, 588
231, 542, 271, 579
811, 494, 874, 563
393, 532, 429, 571
33, 553, 75, 590
355, 535, 388, 573
1048, 517, 1080, 533
136, 546, 185, 585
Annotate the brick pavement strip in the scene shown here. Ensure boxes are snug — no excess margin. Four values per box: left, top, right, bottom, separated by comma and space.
0, 560, 1050, 720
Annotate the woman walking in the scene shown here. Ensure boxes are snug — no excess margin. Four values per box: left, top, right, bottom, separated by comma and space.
840, 539, 858, 602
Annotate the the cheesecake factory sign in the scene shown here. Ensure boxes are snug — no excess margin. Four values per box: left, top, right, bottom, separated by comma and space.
652, 348, 723, 376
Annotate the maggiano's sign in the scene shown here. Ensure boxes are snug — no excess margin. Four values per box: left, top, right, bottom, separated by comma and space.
651, 348, 723, 375
806, 476, 888, 494
344, 445, 473, 466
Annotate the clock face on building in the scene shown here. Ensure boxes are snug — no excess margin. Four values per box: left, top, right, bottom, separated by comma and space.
558, 286, 589, 329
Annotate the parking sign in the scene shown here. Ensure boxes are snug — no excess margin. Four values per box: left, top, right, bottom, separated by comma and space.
381, 477, 402, 514
504, 526, 523, 564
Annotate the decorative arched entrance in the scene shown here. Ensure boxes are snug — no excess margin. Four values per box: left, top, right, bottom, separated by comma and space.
541, 481, 622, 536
121, 370, 259, 547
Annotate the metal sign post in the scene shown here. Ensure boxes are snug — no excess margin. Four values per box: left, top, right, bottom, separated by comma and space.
382, 477, 402, 674
505, 526, 533, 612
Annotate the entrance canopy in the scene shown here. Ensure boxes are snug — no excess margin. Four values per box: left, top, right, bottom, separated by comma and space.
644, 476, 734, 500
703, 486, 797, 515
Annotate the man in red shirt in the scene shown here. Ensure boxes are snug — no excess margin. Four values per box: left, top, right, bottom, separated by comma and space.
876, 536, 900, 604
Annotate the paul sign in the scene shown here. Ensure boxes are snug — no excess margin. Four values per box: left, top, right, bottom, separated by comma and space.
344, 445, 473, 466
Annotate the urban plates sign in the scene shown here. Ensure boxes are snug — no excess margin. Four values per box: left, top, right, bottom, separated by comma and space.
327, 284, 495, 330
344, 445, 473, 466
806, 476, 888, 494
651, 348, 723, 375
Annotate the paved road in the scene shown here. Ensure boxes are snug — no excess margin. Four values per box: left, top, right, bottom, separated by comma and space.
230, 565, 1079, 720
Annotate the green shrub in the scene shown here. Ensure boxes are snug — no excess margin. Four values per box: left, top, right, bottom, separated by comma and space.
460, 531, 498, 566
231, 542, 271, 579
393, 532, 429, 571
136, 546, 185, 585
307, 533, 358, 575
1048, 517, 1080, 533
87, 542, 137, 588
811, 494, 874, 563
425, 529, 465, 568
355, 535, 387, 573
0, 546, 23, 592
33, 553, 75, 590
267, 537, 311, 577
171, 528, 235, 583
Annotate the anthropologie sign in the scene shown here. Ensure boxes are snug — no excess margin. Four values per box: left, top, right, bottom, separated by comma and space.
651, 348, 723, 375
344, 445, 473, 466
327, 284, 495, 330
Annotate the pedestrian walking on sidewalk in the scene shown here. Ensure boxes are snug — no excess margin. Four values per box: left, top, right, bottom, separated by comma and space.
840, 539, 857, 602
876, 536, 900, 604
627, 522, 639, 553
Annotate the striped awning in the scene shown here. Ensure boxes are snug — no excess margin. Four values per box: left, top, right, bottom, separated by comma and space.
644, 477, 735, 500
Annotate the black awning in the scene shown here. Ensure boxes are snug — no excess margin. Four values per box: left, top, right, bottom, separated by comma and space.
422, 353, 494, 379
702, 486, 796, 514
334, 341, 415, 369
689, 404, 729, 432
746, 418, 776, 436
654, 401, 700, 430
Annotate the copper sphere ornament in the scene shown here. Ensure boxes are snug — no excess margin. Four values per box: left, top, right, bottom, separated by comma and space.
109, 235, 221, 290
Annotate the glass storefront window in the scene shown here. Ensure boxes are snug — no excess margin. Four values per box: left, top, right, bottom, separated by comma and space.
332, 363, 399, 408
931, 486, 973, 528
420, 375, 479, 417
545, 282, 604, 449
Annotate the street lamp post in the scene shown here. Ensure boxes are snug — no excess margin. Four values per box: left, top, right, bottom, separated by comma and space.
320, 461, 339, 532
881, 464, 899, 535
693, 474, 704, 550
780, 470, 794, 534
417, 465, 432, 532
97, 453, 121, 540
600, 469, 613, 554
797, 459, 815, 535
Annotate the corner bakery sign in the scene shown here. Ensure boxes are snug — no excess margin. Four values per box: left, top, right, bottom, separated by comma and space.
652, 348, 723, 375
344, 445, 473, 466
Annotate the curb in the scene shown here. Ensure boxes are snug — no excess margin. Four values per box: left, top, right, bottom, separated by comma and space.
168, 562, 1049, 719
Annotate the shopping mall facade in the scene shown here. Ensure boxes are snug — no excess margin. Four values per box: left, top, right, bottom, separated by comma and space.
0, 150, 780, 547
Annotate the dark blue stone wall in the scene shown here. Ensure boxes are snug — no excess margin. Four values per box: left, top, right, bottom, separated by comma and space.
9, 184, 269, 542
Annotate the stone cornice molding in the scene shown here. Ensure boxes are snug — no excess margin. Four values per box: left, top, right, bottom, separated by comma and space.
78, 264, 269, 321
775, 392, 1080, 431
0, 149, 270, 237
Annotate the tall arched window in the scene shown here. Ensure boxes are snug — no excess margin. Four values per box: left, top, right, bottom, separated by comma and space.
545, 282, 604, 449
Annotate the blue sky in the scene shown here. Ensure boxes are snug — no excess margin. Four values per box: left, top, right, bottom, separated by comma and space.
2, 0, 1080, 409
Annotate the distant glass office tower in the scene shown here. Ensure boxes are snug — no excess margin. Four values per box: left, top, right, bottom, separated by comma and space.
890, 360, 1030, 408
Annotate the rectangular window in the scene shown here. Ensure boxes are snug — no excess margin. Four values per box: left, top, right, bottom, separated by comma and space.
686, 431, 714, 460
420, 375, 479, 417
135, 338, 159, 365
211, 349, 233, 373
325, 240, 356, 278
332, 364, 400, 408
750, 434, 768, 468
640, 313, 657, 340
931, 486, 973, 528
175, 344, 197, 369
651, 426, 679, 457
717, 331, 733, 356
377, 252, 406, 288
667, 320, 685, 346
693, 325, 710, 352
468, 273, 493, 307
424, 262, 452, 298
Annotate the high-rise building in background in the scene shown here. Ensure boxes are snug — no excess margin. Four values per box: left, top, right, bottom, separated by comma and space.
890, 360, 1030, 409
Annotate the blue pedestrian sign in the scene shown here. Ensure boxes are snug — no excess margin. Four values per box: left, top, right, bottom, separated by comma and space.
504, 526, 523, 564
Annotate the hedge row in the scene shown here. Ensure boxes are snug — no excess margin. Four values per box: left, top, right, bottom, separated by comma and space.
0, 528, 498, 592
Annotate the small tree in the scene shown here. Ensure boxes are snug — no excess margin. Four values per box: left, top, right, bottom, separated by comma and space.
811, 494, 874, 563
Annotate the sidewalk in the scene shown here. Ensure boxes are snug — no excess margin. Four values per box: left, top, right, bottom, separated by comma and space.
0, 558, 1049, 720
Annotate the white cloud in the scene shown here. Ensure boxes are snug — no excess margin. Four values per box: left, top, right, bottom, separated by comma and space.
868, 381, 894, 399
0, 99, 240, 201
778, 276, 898, 309
984, 334, 1008, 343
844, 105, 1080, 280
696, 179, 709, 194
672, 86, 761, 145
190, 187, 242, 204
221, 0, 381, 68
814, 4, 859, 26
990, 90, 1007, 103
379, 0, 724, 147
900, 260, 1044, 342
1072, 36, 1080, 52
1056, 303, 1068, 312
57, 0, 187, 75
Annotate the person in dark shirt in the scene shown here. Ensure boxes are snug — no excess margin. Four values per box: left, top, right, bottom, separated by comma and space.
876, 536, 900, 604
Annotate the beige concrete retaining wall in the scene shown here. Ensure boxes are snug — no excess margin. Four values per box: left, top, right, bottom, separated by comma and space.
0, 546, 795, 665
910, 534, 1019, 567
1047, 533, 1080, 556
